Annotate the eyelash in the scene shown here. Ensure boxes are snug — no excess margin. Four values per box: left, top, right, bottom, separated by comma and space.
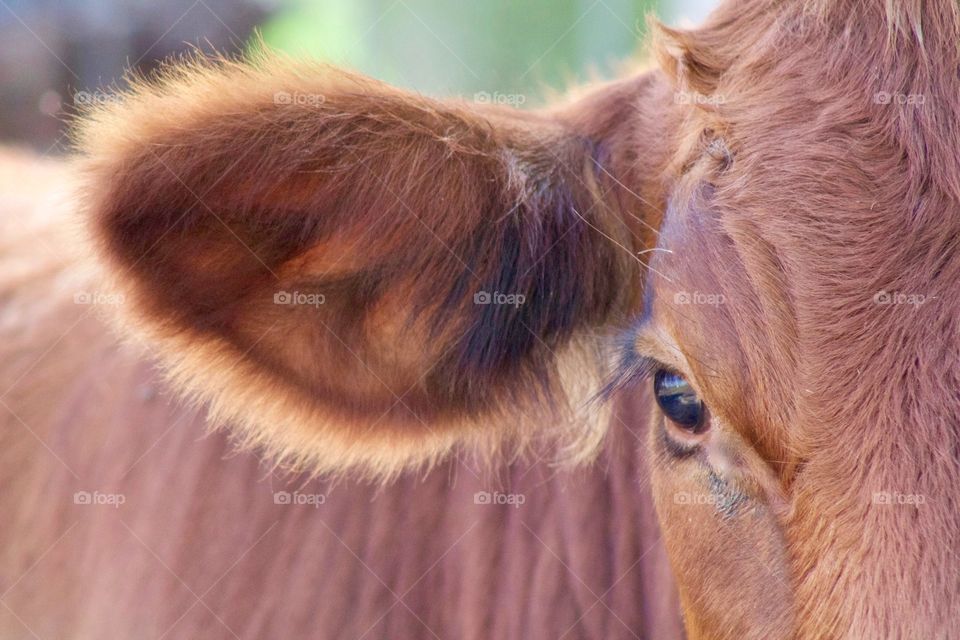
598, 350, 660, 402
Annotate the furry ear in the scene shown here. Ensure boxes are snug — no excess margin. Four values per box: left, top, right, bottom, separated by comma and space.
77, 53, 661, 480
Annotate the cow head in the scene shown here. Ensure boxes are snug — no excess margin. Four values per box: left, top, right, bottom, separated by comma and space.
624, 0, 960, 637
78, 0, 960, 637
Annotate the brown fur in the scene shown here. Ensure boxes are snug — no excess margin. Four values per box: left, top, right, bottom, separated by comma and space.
2, 149, 680, 639
3, 0, 960, 637
641, 0, 960, 637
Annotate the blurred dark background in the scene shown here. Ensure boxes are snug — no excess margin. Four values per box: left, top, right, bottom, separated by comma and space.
0, 0, 716, 153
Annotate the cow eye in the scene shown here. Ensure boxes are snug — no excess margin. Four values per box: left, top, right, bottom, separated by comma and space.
653, 369, 706, 433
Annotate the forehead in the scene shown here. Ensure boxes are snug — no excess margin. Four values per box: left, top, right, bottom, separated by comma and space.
637, 4, 959, 459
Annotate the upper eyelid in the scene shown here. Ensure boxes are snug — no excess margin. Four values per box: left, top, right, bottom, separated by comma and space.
601, 313, 707, 404
630, 324, 714, 400
633, 325, 689, 375
600, 316, 692, 399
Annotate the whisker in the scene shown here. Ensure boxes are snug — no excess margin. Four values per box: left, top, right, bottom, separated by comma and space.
570, 206, 675, 284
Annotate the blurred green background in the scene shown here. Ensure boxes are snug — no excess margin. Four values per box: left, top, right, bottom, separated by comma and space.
259, 0, 659, 101
0, 0, 716, 150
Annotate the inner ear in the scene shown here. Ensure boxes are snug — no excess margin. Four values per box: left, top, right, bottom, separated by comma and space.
650, 16, 736, 102
77, 53, 657, 480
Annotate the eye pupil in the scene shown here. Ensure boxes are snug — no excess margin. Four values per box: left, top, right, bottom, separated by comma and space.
653, 369, 706, 433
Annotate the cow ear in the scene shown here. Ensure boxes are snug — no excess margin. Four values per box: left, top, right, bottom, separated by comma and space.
78, 54, 662, 480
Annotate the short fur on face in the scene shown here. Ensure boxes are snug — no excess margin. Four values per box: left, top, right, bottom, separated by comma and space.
641, 0, 960, 637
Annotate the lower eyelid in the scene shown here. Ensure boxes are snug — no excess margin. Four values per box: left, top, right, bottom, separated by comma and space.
658, 398, 712, 456
659, 420, 702, 458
